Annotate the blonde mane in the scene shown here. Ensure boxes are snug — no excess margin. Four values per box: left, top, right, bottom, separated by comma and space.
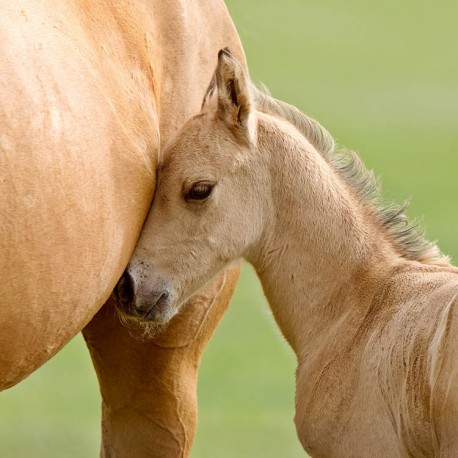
252, 85, 449, 266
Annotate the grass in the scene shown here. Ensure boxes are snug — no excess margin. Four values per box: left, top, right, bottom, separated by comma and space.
1, 1, 458, 456
0, 336, 100, 457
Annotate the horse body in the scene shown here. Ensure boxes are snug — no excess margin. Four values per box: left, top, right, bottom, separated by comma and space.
1, 2, 244, 455
293, 264, 458, 457
1, 0, 156, 387
251, 116, 458, 456
122, 50, 458, 456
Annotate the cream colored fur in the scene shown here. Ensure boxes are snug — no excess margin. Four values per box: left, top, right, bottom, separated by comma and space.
128, 50, 458, 457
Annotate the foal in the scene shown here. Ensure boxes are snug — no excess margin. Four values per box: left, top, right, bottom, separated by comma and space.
117, 50, 458, 457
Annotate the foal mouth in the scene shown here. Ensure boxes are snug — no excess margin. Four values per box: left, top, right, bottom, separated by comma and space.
141, 292, 173, 322
114, 271, 177, 323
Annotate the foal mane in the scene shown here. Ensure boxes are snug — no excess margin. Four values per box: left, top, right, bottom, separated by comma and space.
252, 85, 449, 266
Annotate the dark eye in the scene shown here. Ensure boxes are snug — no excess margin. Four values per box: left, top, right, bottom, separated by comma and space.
185, 182, 214, 202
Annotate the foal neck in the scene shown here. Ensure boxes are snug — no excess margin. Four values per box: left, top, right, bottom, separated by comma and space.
250, 114, 399, 356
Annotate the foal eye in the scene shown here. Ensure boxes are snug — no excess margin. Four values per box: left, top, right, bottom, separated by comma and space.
185, 182, 214, 202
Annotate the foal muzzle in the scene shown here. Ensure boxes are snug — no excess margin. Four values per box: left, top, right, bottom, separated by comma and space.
115, 269, 174, 322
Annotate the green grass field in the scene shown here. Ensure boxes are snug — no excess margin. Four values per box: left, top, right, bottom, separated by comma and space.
2, 1, 458, 456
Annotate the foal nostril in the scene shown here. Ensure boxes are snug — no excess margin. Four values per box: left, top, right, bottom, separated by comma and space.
116, 271, 135, 306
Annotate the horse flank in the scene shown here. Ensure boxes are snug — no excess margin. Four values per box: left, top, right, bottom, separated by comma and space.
252, 85, 449, 266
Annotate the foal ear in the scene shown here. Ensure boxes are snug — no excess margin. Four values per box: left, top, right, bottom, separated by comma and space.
215, 48, 255, 142
201, 73, 217, 110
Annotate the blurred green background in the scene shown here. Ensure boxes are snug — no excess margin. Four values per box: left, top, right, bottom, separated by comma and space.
1, 1, 457, 456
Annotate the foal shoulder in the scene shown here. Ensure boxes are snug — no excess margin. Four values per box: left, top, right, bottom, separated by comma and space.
429, 289, 458, 455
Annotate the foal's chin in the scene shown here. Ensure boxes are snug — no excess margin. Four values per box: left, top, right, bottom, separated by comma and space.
114, 299, 179, 339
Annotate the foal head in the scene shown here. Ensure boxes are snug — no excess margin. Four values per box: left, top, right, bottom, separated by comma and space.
116, 50, 269, 323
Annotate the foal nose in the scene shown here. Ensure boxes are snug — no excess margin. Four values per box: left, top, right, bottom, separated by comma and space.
115, 269, 173, 321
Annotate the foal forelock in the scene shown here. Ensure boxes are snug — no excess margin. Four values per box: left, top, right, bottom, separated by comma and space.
251, 85, 450, 266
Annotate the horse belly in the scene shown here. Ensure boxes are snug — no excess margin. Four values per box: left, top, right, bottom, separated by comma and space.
0, 1, 157, 389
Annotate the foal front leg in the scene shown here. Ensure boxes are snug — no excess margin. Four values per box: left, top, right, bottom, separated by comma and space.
82, 265, 240, 458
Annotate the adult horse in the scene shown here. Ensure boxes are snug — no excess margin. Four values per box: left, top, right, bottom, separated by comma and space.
0, 1, 243, 455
